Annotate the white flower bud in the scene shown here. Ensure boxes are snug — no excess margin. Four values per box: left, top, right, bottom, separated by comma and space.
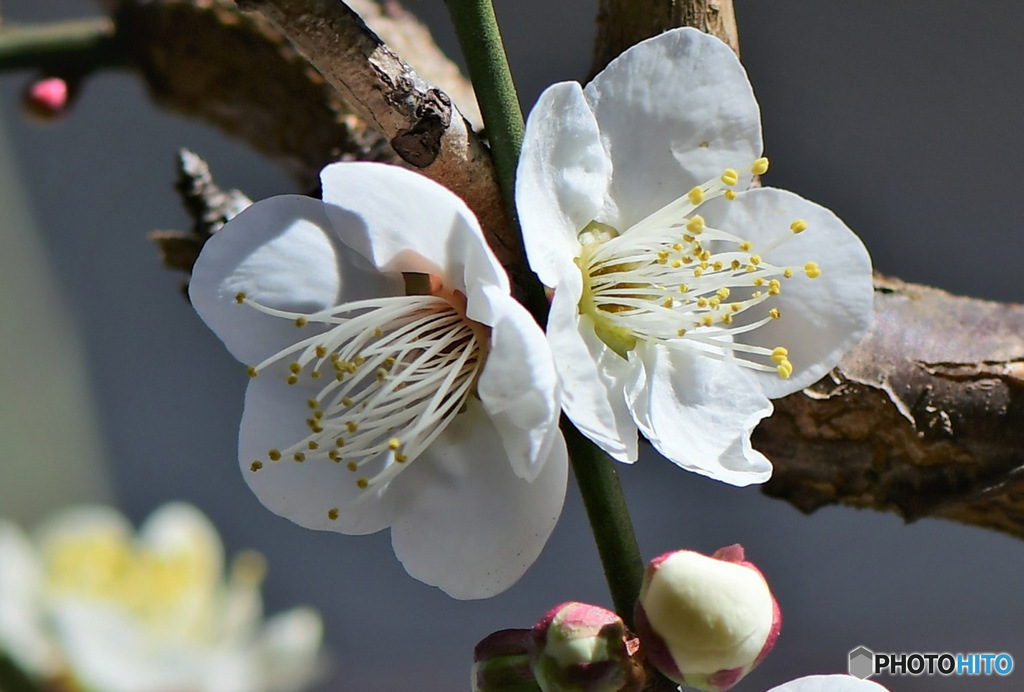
635, 545, 780, 691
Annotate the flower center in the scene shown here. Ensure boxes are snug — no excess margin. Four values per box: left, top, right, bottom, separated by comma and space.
576, 159, 819, 379
236, 281, 488, 518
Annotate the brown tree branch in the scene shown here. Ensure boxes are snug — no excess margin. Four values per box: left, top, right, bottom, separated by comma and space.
758, 275, 1024, 541
592, 0, 739, 75
232, 0, 521, 278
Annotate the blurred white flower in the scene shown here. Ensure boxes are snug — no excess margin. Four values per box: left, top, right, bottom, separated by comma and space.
0, 502, 322, 692
516, 27, 873, 485
189, 162, 567, 599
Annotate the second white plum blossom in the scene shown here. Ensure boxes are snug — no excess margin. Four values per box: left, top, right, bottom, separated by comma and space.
516, 27, 874, 485
190, 162, 567, 599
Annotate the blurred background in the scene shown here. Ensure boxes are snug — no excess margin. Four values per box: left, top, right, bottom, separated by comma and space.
1, 1, 1022, 690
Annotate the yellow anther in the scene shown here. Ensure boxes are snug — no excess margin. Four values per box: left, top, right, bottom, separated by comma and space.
376, 368, 387, 382
677, 328, 687, 337
268, 449, 282, 461
672, 243, 684, 251
749, 255, 762, 266
709, 297, 721, 308
753, 278, 764, 286
783, 268, 794, 278
289, 362, 302, 374
310, 371, 321, 380
286, 375, 298, 385
373, 327, 383, 337
250, 461, 263, 472
315, 346, 327, 358
395, 453, 408, 464
771, 346, 789, 364
724, 190, 737, 201
388, 438, 401, 451
308, 441, 319, 450
693, 267, 704, 277
683, 234, 694, 243
307, 398, 318, 409
752, 157, 770, 175
697, 298, 709, 308
662, 297, 674, 308
235, 292, 247, 304
731, 259, 741, 270
701, 316, 714, 327
295, 317, 308, 328
721, 168, 739, 186
721, 313, 733, 325
246, 366, 259, 379
790, 219, 808, 233
327, 508, 339, 521
804, 261, 822, 278
342, 397, 354, 407
346, 421, 358, 433
712, 261, 723, 271
769, 307, 781, 320
731, 303, 742, 313
688, 186, 704, 205
745, 265, 756, 273
356, 478, 369, 489
384, 356, 396, 368
682, 256, 693, 264
328, 450, 340, 462
678, 284, 689, 293
672, 260, 683, 268
657, 250, 670, 259
293, 452, 305, 462
717, 288, 731, 299
738, 241, 752, 252
346, 461, 358, 472
768, 279, 782, 296
335, 437, 345, 447
752, 291, 763, 298
776, 360, 793, 379
353, 356, 365, 366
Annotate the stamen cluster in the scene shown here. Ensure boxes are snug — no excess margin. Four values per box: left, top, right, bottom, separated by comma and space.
237, 292, 485, 512
577, 159, 820, 379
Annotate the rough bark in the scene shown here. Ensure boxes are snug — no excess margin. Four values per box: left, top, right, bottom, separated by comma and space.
759, 275, 1024, 540
232, 0, 520, 275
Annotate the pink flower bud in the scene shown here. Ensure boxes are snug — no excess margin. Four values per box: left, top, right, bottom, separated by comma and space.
473, 629, 542, 692
634, 545, 781, 691
531, 602, 644, 692
23, 77, 71, 122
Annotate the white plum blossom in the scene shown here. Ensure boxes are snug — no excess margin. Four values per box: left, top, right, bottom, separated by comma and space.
0, 503, 322, 692
516, 27, 874, 485
190, 161, 567, 599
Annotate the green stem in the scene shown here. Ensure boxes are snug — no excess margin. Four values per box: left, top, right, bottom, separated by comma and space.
0, 18, 124, 72
564, 422, 644, 625
444, 0, 645, 623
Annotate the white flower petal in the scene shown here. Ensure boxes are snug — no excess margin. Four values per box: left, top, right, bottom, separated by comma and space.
476, 286, 561, 482
517, 81, 613, 287
705, 187, 874, 397
768, 675, 891, 692
257, 607, 324, 692
320, 162, 509, 305
583, 27, 762, 227
625, 343, 773, 486
547, 276, 638, 462
0, 521, 59, 677
189, 195, 401, 365
389, 399, 568, 599
239, 376, 398, 536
